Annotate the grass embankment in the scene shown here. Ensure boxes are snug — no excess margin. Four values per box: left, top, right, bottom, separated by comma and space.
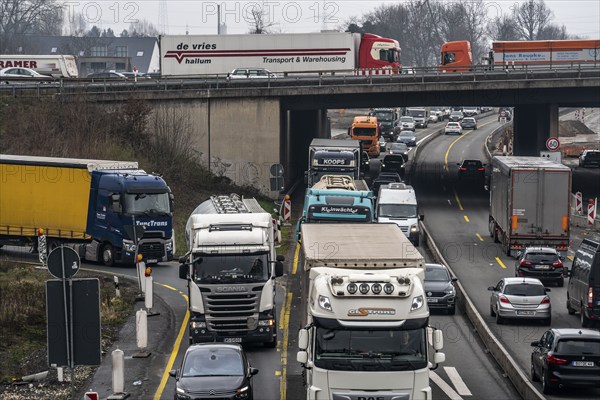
0, 261, 137, 383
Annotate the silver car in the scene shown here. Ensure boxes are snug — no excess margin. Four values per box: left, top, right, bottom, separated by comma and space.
488, 277, 551, 325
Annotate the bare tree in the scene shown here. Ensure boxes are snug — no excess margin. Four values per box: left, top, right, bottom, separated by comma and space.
512, 0, 553, 40
64, 11, 88, 36
488, 15, 520, 41
246, 4, 277, 34
0, 0, 63, 53
538, 23, 571, 40
128, 19, 160, 37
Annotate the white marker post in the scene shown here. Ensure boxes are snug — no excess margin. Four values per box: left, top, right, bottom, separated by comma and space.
133, 309, 151, 358
107, 349, 129, 399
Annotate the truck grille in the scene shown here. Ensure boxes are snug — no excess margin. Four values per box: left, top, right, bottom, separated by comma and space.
138, 242, 164, 259
204, 291, 259, 332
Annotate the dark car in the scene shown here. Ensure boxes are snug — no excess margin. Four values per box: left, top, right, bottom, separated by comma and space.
396, 131, 417, 147
120, 71, 152, 79
567, 237, 600, 327
449, 111, 464, 122
425, 263, 457, 314
380, 154, 405, 177
170, 343, 258, 400
457, 159, 486, 181
460, 117, 478, 130
388, 142, 409, 160
579, 150, 600, 168
371, 172, 402, 196
87, 71, 128, 79
531, 328, 600, 394
515, 247, 566, 287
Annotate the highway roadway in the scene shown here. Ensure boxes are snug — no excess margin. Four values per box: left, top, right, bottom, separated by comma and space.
412, 113, 600, 399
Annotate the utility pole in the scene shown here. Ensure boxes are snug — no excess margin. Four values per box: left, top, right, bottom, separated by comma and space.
217, 4, 221, 34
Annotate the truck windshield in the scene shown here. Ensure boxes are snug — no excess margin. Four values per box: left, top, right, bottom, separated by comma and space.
315, 327, 427, 371
123, 193, 170, 215
352, 128, 377, 136
378, 204, 417, 218
407, 110, 425, 117
192, 253, 269, 284
373, 112, 393, 121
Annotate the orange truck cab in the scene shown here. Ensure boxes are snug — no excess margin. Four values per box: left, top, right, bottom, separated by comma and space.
348, 116, 380, 158
439, 41, 473, 72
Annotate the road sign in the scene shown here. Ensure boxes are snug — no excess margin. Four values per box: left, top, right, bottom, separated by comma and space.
47, 278, 101, 367
47, 247, 80, 279
545, 137, 560, 151
84, 392, 99, 400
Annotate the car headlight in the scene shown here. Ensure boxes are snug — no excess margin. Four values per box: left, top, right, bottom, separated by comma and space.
411, 295, 424, 311
237, 386, 249, 393
176, 387, 191, 399
123, 241, 136, 252
444, 287, 455, 295
165, 240, 173, 252
258, 319, 274, 327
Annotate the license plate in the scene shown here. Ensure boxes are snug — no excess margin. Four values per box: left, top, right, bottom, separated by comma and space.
146, 259, 158, 264
572, 361, 595, 367
536, 265, 551, 270
224, 338, 242, 343
427, 298, 438, 303
517, 310, 535, 315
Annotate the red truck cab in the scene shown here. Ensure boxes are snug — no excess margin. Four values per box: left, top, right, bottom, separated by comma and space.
358, 33, 402, 74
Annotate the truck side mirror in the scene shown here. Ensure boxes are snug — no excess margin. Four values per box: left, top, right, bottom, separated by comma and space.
179, 263, 188, 280
275, 261, 284, 277
304, 171, 308, 186
169, 193, 175, 212
297, 351, 308, 364
277, 254, 285, 262
419, 214, 424, 221
433, 329, 444, 351
110, 194, 122, 213
298, 328, 309, 350
433, 352, 445, 365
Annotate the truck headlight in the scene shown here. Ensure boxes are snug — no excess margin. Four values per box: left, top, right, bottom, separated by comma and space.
410, 225, 418, 233
165, 240, 173, 252
123, 241, 136, 252
318, 295, 332, 312
411, 295, 424, 311
191, 321, 206, 329
258, 319, 274, 327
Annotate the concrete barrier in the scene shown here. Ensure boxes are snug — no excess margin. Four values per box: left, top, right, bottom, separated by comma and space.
421, 223, 544, 400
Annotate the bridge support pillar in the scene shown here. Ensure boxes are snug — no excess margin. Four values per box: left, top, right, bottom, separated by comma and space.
283, 109, 323, 186
513, 104, 558, 156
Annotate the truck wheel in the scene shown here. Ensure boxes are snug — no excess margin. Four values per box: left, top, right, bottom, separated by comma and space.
265, 325, 278, 348
581, 305, 592, 327
101, 243, 115, 267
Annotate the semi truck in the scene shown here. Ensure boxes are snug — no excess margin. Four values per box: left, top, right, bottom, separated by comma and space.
488, 156, 571, 257
0, 55, 78, 78
296, 175, 373, 240
179, 194, 284, 346
159, 32, 401, 76
369, 108, 401, 141
348, 115, 380, 158
305, 139, 362, 188
0, 155, 174, 266
296, 223, 445, 400
440, 39, 600, 72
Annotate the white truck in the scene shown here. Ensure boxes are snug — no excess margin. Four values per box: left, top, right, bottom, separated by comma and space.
406, 107, 430, 128
159, 32, 400, 76
297, 223, 445, 400
376, 182, 424, 246
0, 55, 78, 78
179, 194, 284, 346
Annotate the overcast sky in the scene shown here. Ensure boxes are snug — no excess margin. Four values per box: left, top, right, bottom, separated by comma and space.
68, 1, 600, 38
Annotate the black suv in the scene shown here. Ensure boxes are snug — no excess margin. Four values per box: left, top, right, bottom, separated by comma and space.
579, 150, 600, 168
567, 237, 600, 327
515, 247, 566, 287
424, 263, 457, 315
457, 159, 486, 182
531, 328, 600, 394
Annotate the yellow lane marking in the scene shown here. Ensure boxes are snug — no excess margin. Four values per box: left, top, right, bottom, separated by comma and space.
291, 242, 301, 275
463, 215, 470, 223
496, 257, 507, 269
443, 119, 496, 171
453, 190, 464, 211
280, 292, 293, 400
476, 233, 484, 242
275, 370, 282, 376
567, 255, 574, 261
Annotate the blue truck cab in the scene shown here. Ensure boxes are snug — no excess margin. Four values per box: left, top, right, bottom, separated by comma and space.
296, 175, 374, 240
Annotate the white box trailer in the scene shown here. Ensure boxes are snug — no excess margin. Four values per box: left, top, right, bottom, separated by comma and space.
489, 156, 571, 257
0, 55, 78, 78
160, 32, 359, 76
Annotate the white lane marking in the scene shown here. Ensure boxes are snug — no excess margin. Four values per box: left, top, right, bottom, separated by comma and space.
444, 366, 472, 396
430, 370, 464, 400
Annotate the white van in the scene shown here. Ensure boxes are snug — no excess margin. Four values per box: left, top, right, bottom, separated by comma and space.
376, 182, 423, 246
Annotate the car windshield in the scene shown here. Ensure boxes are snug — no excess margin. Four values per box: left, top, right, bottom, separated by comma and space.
462, 160, 482, 168
123, 193, 170, 215
182, 348, 244, 377
448, 123, 459, 127
400, 117, 413, 122
425, 267, 450, 282
585, 152, 600, 159
463, 118, 475, 123
193, 253, 270, 284
556, 339, 600, 355
390, 144, 407, 151
378, 204, 417, 218
400, 132, 413, 137
525, 252, 559, 263
504, 283, 545, 296
314, 327, 427, 371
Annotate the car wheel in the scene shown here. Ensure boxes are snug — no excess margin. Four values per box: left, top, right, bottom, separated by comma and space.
531, 359, 539, 382
566, 296, 576, 315
490, 304, 496, 317
542, 369, 554, 395
448, 306, 456, 315
100, 243, 115, 267
495, 311, 503, 324
543, 317, 551, 326
581, 305, 592, 328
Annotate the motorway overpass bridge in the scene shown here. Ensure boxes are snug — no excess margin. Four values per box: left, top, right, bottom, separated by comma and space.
9, 67, 600, 197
